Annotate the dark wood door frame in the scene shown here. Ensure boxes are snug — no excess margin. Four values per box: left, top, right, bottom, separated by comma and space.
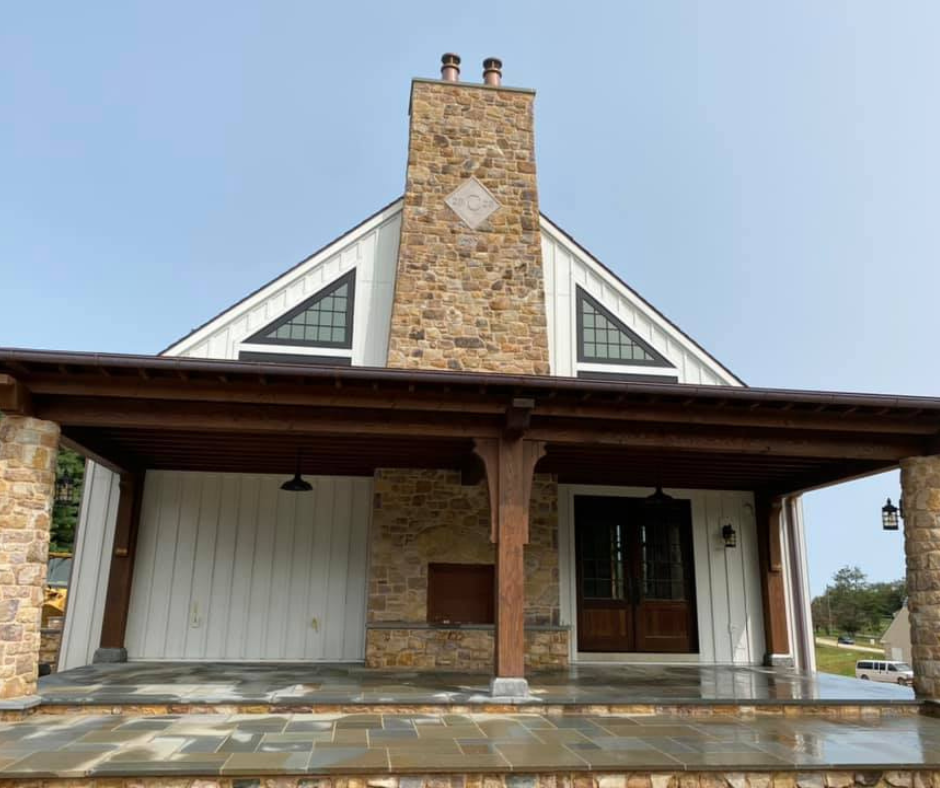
574, 494, 699, 655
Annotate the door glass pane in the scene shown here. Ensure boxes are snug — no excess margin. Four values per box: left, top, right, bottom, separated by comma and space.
639, 519, 687, 601
580, 522, 626, 600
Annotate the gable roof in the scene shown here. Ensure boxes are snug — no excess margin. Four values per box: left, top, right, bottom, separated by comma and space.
160, 197, 744, 386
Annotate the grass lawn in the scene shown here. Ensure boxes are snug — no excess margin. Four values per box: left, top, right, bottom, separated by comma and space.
815, 643, 862, 678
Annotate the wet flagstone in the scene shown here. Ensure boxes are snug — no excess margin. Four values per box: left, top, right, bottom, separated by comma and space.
1, 710, 940, 776
38, 662, 916, 707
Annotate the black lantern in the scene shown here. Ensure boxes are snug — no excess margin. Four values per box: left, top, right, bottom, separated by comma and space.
882, 498, 900, 531
55, 472, 76, 504
721, 523, 737, 548
281, 451, 313, 493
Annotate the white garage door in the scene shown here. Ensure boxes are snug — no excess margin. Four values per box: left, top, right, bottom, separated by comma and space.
125, 471, 371, 661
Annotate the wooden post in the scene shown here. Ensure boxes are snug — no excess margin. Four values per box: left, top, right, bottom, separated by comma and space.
97, 472, 144, 659
473, 436, 544, 695
755, 496, 791, 664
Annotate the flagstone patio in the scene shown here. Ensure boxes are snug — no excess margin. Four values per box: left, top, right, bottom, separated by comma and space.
3, 709, 940, 777
38, 663, 915, 708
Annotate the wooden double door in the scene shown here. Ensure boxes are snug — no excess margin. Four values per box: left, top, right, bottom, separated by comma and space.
575, 495, 698, 654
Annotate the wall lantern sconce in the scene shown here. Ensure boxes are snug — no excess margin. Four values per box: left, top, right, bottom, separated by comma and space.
721, 523, 737, 548
882, 498, 900, 531
55, 472, 76, 504
281, 451, 313, 493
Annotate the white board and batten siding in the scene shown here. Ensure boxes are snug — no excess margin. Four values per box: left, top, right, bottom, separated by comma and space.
541, 218, 741, 386
163, 202, 403, 366
58, 461, 121, 671
558, 485, 765, 665
124, 471, 372, 662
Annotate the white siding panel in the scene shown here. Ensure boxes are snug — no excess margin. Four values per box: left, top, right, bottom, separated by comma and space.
558, 485, 764, 664
125, 472, 372, 661
58, 461, 120, 670
540, 220, 741, 385
163, 204, 402, 365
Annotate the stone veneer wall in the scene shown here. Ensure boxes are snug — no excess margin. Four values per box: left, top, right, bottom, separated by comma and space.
901, 454, 940, 698
386, 79, 550, 374
0, 415, 59, 700
366, 468, 566, 669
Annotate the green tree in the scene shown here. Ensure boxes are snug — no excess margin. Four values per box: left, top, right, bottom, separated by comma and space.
51, 448, 85, 552
811, 566, 907, 638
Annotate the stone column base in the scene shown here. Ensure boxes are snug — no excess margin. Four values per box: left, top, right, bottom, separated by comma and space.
764, 654, 795, 668
490, 677, 529, 699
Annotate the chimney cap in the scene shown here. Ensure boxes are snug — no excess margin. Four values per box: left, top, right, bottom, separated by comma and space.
441, 52, 461, 82
482, 57, 503, 86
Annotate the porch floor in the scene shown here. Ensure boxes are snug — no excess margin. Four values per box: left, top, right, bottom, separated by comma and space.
2, 709, 940, 776
39, 662, 914, 707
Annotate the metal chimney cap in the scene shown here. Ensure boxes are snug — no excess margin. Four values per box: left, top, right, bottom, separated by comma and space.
441, 52, 461, 82
482, 57, 503, 86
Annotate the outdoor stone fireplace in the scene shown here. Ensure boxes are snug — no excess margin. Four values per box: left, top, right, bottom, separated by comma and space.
364, 468, 569, 669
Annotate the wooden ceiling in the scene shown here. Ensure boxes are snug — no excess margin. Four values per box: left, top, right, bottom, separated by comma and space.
3, 348, 939, 496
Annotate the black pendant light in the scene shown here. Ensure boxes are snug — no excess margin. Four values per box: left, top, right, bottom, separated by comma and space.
281, 450, 313, 493
644, 485, 674, 506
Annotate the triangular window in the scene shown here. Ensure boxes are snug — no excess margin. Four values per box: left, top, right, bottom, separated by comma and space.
246, 270, 355, 349
577, 287, 672, 367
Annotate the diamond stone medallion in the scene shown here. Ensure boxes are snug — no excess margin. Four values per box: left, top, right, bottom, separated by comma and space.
445, 177, 501, 230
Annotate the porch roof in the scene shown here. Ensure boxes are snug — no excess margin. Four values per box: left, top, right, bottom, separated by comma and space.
3, 347, 940, 495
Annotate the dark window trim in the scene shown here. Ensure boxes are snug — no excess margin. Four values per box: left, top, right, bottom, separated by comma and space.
576, 286, 673, 368
245, 269, 356, 350
577, 371, 679, 384
238, 351, 352, 366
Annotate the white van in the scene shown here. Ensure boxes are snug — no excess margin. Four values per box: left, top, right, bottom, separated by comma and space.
855, 660, 914, 686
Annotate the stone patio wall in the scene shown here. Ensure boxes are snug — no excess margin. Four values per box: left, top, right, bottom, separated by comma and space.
0, 770, 936, 788
366, 468, 567, 669
0, 414, 60, 701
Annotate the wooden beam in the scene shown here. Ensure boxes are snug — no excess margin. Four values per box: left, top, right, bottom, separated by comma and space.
36, 398, 924, 462
527, 424, 920, 462
505, 397, 535, 438
99, 473, 145, 650
473, 436, 545, 679
0, 374, 32, 416
23, 373, 940, 436
755, 496, 790, 661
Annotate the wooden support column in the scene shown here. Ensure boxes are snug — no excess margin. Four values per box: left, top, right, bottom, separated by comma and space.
97, 472, 144, 659
755, 495, 791, 664
473, 436, 545, 694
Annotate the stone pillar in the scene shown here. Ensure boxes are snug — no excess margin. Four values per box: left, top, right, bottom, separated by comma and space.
0, 415, 60, 702
900, 454, 940, 699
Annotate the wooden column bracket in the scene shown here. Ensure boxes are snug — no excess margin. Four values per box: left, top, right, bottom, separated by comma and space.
472, 435, 546, 679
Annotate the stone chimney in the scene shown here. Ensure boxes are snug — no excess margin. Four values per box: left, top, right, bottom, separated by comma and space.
385, 55, 550, 375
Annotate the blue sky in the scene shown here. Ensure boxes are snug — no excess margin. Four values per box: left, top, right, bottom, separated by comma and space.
2, 2, 937, 596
